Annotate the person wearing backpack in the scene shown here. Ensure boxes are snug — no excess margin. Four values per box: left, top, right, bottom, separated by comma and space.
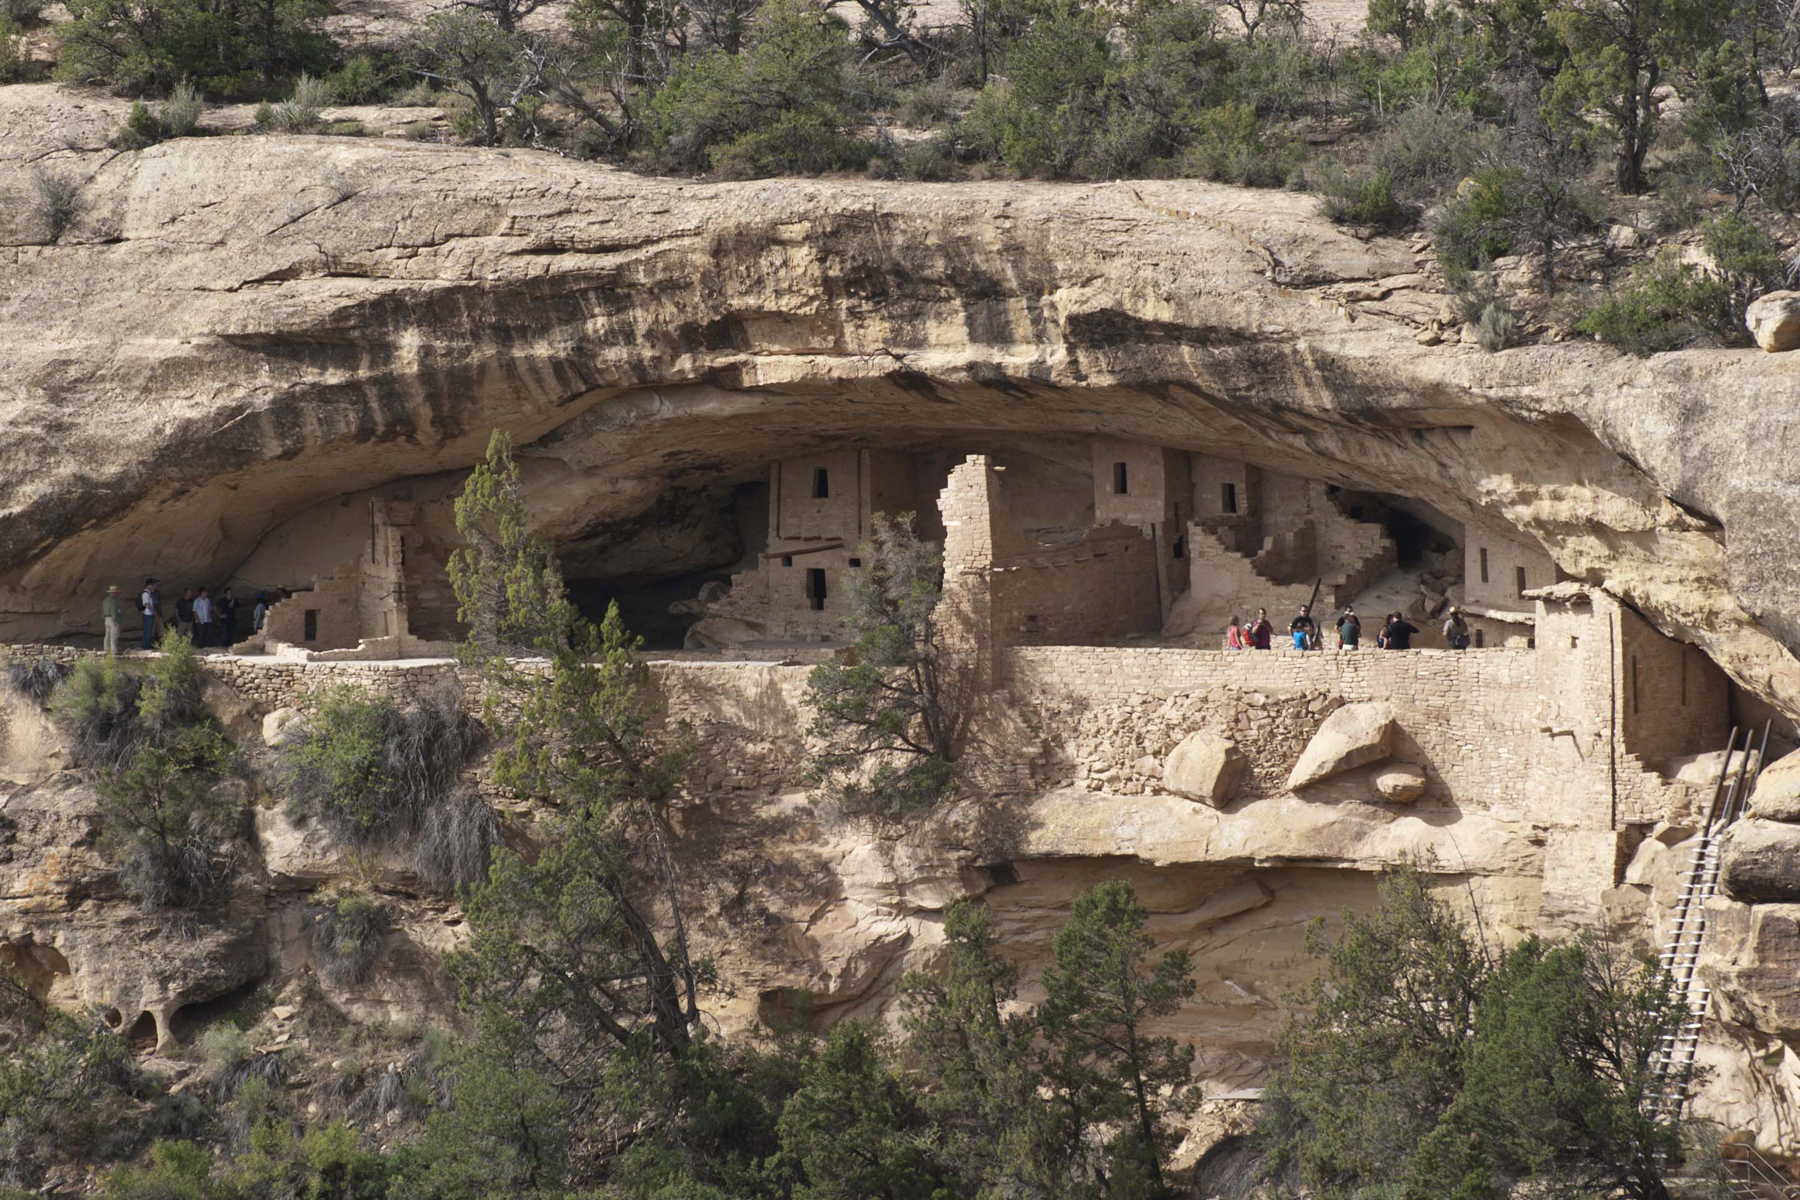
1443, 607, 1472, 650
1336, 605, 1361, 650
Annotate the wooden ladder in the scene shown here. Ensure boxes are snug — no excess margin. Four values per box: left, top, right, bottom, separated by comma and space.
1650, 724, 1794, 1197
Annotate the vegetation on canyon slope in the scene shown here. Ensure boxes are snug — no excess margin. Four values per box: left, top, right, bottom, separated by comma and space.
11, 0, 1800, 350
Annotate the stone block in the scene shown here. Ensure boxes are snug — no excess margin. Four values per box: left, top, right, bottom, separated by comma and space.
1162, 732, 1248, 808
1746, 290, 1800, 352
1286, 701, 1396, 791
1721, 819, 1800, 902
1750, 748, 1800, 823
1373, 765, 1426, 803
262, 707, 307, 748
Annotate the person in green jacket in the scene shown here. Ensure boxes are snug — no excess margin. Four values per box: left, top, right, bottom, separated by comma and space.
101, 585, 123, 657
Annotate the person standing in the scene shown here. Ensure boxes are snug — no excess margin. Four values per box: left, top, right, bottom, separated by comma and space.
1442, 607, 1471, 650
140, 578, 160, 649
193, 588, 214, 648
1383, 611, 1419, 650
219, 588, 240, 648
253, 591, 269, 633
176, 589, 196, 641
1225, 616, 1245, 650
102, 585, 123, 657
1289, 605, 1318, 650
1336, 605, 1361, 650
1248, 608, 1274, 650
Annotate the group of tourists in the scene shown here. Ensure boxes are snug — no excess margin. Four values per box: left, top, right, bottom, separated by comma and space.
1223, 604, 1473, 652
100, 579, 279, 655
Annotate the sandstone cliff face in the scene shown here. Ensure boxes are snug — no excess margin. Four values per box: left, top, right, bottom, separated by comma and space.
2, 85, 1798, 721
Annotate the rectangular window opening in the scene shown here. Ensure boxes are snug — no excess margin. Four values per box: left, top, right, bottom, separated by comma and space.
1474, 629, 1485, 648
1112, 462, 1129, 495
805, 568, 827, 612
1570, 636, 1579, 649
1632, 655, 1640, 714
302, 609, 319, 642
1515, 565, 1527, 597
1479, 547, 1489, 584
1221, 482, 1238, 513
1171, 536, 1185, 560
847, 557, 862, 568
812, 468, 830, 499
781, 555, 794, 567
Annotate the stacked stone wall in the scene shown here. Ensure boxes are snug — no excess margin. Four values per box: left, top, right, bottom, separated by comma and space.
1002, 646, 1558, 815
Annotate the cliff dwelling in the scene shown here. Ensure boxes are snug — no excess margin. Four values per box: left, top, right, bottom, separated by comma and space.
13, 80, 1800, 1188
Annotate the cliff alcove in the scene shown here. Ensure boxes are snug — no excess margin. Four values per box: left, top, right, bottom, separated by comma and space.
8, 78, 1800, 1181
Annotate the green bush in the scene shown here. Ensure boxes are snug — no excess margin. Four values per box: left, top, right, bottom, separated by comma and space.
50, 655, 145, 767
314, 889, 388, 987
651, 0, 876, 177
1374, 102, 1488, 197
28, 169, 82, 243
1577, 250, 1739, 355
326, 51, 395, 104
98, 1140, 214, 1200
1260, 865, 1688, 1196
278, 685, 476, 845
1432, 165, 1520, 271
1, 652, 67, 705
0, 15, 23, 85
56, 0, 334, 97
50, 634, 236, 908
269, 72, 328, 132
1180, 101, 1300, 187
163, 78, 203, 136
1475, 300, 1516, 351
1, 969, 148, 1190
1314, 163, 1409, 228
111, 99, 165, 148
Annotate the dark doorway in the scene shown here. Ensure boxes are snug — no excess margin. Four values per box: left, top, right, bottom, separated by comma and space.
1381, 509, 1443, 566
806, 568, 827, 611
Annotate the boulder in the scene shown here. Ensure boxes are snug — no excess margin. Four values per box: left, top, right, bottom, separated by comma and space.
1373, 765, 1427, 804
261, 707, 306, 748
1720, 819, 1800, 902
1163, 732, 1248, 808
1746, 290, 1800, 352
199, 675, 256, 743
1666, 746, 1762, 790
1286, 702, 1396, 791
684, 617, 764, 650
1750, 748, 1800, 823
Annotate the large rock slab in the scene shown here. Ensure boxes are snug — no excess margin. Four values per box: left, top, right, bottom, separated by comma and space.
1286, 702, 1396, 791
1702, 898, 1800, 1041
1720, 818, 1800, 902
1750, 748, 1800, 823
1163, 731, 1248, 807
1747, 290, 1800, 352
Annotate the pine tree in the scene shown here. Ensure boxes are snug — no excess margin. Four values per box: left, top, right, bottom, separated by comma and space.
1039, 880, 1200, 1198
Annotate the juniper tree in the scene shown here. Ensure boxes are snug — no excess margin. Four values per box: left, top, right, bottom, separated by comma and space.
1259, 865, 1692, 1198
805, 512, 964, 821
438, 430, 705, 1189
52, 632, 235, 908
899, 898, 1067, 1197
1039, 879, 1200, 1198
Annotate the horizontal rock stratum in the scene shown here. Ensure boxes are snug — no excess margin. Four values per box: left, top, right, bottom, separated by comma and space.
2, 85, 1798, 717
